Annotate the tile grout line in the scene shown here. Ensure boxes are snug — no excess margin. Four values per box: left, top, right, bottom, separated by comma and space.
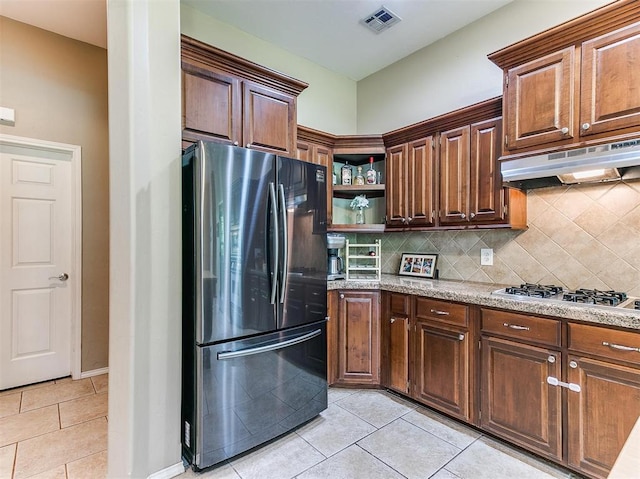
354, 443, 409, 479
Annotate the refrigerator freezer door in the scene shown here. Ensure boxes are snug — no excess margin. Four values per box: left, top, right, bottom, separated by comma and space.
277, 157, 328, 330
191, 321, 327, 469
196, 143, 278, 345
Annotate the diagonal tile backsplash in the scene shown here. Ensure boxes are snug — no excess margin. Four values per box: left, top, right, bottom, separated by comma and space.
349, 180, 640, 296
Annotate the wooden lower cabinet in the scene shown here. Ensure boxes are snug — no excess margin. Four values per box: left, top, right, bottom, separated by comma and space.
381, 292, 410, 394
411, 298, 473, 422
566, 321, 640, 478
567, 355, 640, 478
480, 336, 562, 461
335, 290, 380, 385
330, 290, 640, 479
414, 320, 471, 422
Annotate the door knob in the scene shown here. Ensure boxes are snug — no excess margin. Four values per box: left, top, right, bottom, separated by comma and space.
49, 273, 69, 281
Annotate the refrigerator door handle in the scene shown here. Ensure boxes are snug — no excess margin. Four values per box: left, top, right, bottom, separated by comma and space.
217, 329, 322, 360
269, 182, 279, 305
278, 183, 288, 304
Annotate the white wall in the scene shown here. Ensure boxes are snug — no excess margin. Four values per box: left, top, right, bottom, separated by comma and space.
180, 4, 357, 136
357, 0, 612, 134
107, 0, 183, 477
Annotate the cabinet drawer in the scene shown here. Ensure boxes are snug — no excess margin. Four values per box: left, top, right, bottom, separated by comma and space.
415, 298, 468, 327
388, 292, 410, 317
569, 322, 640, 366
481, 309, 560, 346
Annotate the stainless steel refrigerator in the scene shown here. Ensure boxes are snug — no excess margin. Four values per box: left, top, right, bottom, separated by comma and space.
181, 142, 328, 470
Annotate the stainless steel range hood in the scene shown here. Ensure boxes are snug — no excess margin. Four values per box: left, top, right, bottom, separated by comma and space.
501, 138, 640, 189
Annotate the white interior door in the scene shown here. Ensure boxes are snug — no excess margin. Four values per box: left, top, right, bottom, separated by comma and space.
0, 139, 80, 390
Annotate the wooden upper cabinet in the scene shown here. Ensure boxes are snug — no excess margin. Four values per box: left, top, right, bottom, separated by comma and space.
580, 22, 640, 137
385, 144, 408, 228
439, 126, 470, 226
470, 118, 504, 223
182, 63, 242, 145
504, 47, 575, 150
181, 35, 307, 156
407, 136, 437, 227
242, 81, 296, 154
490, 1, 640, 155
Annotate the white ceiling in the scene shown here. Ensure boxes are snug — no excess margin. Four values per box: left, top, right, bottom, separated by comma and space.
0, 0, 107, 49
0, 0, 514, 81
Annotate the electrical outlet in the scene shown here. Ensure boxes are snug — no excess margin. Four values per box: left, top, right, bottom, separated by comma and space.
481, 248, 493, 266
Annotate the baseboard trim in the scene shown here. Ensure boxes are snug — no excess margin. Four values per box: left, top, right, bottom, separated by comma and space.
80, 367, 109, 379
147, 461, 185, 479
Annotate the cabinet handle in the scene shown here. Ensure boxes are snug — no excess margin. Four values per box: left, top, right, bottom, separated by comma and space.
430, 309, 450, 316
602, 341, 640, 353
547, 376, 581, 393
569, 360, 578, 369
582, 123, 591, 130
561, 127, 569, 134
503, 322, 530, 331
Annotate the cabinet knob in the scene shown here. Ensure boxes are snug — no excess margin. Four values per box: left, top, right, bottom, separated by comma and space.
340, 294, 345, 299
470, 212, 476, 219
460, 213, 466, 219
390, 317, 396, 323
561, 127, 569, 135
569, 360, 578, 369
406, 217, 412, 223
233, 141, 239, 146
582, 123, 591, 130
548, 355, 556, 363
246, 143, 251, 148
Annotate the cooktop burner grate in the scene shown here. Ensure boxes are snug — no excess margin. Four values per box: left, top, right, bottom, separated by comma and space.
504, 283, 563, 298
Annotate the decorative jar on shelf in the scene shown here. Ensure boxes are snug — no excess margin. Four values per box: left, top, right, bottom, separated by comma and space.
355, 207, 365, 224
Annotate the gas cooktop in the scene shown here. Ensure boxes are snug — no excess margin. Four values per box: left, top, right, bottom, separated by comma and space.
493, 283, 640, 311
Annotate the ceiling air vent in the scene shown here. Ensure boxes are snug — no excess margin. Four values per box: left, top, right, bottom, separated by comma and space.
360, 6, 402, 34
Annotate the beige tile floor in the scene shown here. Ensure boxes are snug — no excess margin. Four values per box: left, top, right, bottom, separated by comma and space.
0, 374, 108, 479
1, 377, 583, 479
181, 388, 585, 479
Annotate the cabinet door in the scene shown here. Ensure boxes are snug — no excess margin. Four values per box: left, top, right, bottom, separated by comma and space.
242, 81, 296, 155
381, 293, 410, 394
316, 146, 333, 225
296, 140, 312, 163
327, 291, 338, 386
504, 47, 576, 150
337, 291, 380, 385
470, 118, 504, 223
413, 321, 470, 421
439, 126, 470, 226
407, 136, 437, 227
386, 144, 408, 228
580, 22, 640, 137
567, 355, 640, 478
182, 63, 242, 145
480, 336, 562, 461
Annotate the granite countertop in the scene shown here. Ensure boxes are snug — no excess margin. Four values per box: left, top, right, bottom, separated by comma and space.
328, 274, 640, 331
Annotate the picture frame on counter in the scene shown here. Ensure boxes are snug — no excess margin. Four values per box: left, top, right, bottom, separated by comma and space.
399, 253, 438, 278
